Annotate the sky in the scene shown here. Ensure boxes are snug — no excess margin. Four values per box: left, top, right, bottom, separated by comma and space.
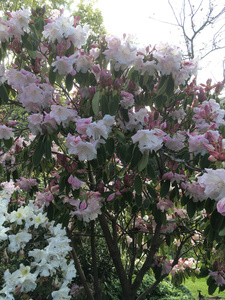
91, 0, 225, 85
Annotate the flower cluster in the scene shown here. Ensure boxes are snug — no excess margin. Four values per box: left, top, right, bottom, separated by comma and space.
0, 183, 76, 300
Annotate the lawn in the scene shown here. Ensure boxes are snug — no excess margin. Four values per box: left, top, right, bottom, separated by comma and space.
184, 277, 225, 299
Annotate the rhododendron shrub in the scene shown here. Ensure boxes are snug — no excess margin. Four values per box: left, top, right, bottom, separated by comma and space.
0, 6, 225, 300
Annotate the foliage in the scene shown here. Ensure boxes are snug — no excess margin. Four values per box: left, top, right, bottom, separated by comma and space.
73, 0, 107, 38
0, 5, 225, 300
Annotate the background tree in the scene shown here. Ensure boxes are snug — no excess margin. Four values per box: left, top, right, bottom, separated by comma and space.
0, 0, 70, 14
167, 0, 225, 60
73, 0, 107, 43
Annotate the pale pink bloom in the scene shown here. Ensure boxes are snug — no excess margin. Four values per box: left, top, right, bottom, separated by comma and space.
50, 105, 77, 127
18, 83, 50, 112
1, 179, 17, 194
86, 120, 109, 141
131, 128, 165, 154
28, 114, 43, 135
5, 9, 30, 38
51, 55, 75, 75
16, 177, 37, 192
103, 35, 137, 70
69, 24, 89, 48
197, 168, 225, 201
164, 132, 185, 151
70, 191, 104, 222
154, 43, 182, 75
7, 69, 37, 93
123, 108, 148, 132
0, 20, 10, 43
36, 191, 53, 207
188, 133, 209, 155
217, 198, 225, 216
42, 22, 62, 43
42, 113, 58, 134
185, 181, 206, 202
68, 175, 85, 190
55, 14, 76, 38
168, 108, 186, 120
66, 135, 97, 161
0, 125, 14, 139
76, 117, 92, 134
120, 91, 134, 109
162, 172, 187, 183
74, 50, 94, 73
157, 199, 173, 212
209, 270, 225, 286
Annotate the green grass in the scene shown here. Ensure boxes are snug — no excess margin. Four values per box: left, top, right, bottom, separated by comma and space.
184, 277, 225, 299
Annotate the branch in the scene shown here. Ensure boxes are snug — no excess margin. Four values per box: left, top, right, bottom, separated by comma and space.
98, 213, 131, 294
90, 221, 102, 300
70, 235, 94, 300
131, 222, 162, 293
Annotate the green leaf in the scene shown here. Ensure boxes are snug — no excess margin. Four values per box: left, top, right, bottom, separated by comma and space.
135, 194, 142, 208
143, 198, 150, 209
66, 73, 74, 91
44, 135, 52, 160
33, 135, 45, 167
130, 146, 142, 169
3, 137, 13, 149
49, 66, 56, 85
207, 277, 217, 295
147, 162, 156, 180
210, 209, 224, 231
138, 153, 149, 172
92, 90, 100, 116
120, 107, 129, 122
157, 75, 169, 95
186, 200, 196, 218
109, 93, 119, 115
146, 184, 157, 199
105, 138, 114, 156
134, 175, 142, 195
205, 198, 215, 214
160, 180, 170, 198
0, 84, 9, 103
166, 74, 174, 96
100, 94, 109, 116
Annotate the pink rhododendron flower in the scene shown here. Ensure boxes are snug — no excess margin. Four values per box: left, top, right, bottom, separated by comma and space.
70, 191, 104, 222
66, 134, 97, 161
16, 177, 37, 192
164, 131, 186, 152
50, 105, 77, 127
157, 199, 174, 212
188, 133, 209, 155
68, 175, 85, 190
76, 117, 92, 134
51, 55, 75, 75
217, 198, 225, 216
197, 168, 225, 201
185, 181, 206, 202
120, 91, 134, 109
0, 125, 14, 140
5, 9, 30, 38
7, 69, 38, 93
131, 128, 165, 154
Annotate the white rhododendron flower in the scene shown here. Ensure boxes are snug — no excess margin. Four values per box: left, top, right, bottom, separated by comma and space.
197, 168, 225, 201
132, 128, 165, 154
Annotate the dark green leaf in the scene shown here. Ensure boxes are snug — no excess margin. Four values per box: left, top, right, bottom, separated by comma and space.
130, 146, 142, 169
92, 90, 100, 116
143, 197, 150, 209
160, 180, 170, 198
138, 153, 149, 172
146, 184, 157, 199
186, 200, 196, 218
0, 84, 9, 103
134, 175, 142, 195
49, 66, 56, 85
135, 194, 142, 208
147, 162, 156, 180
211, 210, 224, 231
33, 135, 45, 167
66, 73, 74, 91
